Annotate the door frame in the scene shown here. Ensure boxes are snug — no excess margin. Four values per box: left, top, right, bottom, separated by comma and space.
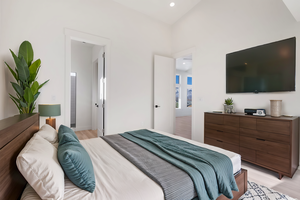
172, 47, 195, 140
65, 29, 111, 136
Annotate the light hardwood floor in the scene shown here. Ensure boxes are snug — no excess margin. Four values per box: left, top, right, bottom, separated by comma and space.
75, 129, 97, 140
175, 116, 192, 139
76, 129, 300, 199
242, 161, 300, 199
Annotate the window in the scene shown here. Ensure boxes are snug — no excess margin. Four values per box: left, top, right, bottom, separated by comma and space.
187, 88, 192, 107
187, 76, 192, 85
176, 75, 180, 84
176, 87, 181, 109
187, 76, 192, 107
175, 75, 181, 109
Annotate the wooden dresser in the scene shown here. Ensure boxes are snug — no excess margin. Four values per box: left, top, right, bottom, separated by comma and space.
204, 112, 299, 179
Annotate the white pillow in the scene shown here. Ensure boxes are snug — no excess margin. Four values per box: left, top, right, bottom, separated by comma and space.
16, 134, 64, 200
36, 124, 58, 144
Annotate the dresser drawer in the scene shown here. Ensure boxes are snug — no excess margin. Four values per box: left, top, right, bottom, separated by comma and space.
257, 119, 290, 135
240, 136, 290, 159
240, 147, 255, 162
206, 123, 239, 135
223, 143, 239, 154
205, 113, 224, 125
204, 137, 239, 153
240, 117, 256, 130
240, 128, 290, 144
256, 151, 290, 174
224, 116, 239, 127
205, 128, 239, 145
205, 123, 223, 131
204, 137, 223, 149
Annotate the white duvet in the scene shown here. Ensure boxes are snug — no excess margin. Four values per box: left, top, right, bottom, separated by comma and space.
21, 129, 241, 200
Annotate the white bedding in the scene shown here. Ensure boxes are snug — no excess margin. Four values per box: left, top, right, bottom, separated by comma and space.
21, 129, 241, 200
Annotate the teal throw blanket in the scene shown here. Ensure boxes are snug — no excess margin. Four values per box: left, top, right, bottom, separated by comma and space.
121, 129, 238, 200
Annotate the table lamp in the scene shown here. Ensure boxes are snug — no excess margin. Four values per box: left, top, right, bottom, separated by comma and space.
38, 104, 61, 129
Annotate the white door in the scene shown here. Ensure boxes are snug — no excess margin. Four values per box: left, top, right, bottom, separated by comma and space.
154, 55, 175, 133
98, 52, 105, 136
92, 50, 105, 137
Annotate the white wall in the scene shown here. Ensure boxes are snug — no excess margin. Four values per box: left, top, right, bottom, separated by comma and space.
171, 0, 300, 163
0, 0, 171, 134
176, 69, 192, 117
92, 45, 103, 63
71, 41, 93, 131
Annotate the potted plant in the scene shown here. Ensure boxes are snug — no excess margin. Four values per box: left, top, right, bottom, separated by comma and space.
5, 41, 49, 114
224, 98, 234, 113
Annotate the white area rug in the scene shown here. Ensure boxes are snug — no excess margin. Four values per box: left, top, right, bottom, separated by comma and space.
239, 181, 296, 200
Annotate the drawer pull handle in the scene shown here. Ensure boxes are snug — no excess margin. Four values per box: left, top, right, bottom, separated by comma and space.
217, 130, 223, 132
217, 140, 223, 142
256, 138, 265, 141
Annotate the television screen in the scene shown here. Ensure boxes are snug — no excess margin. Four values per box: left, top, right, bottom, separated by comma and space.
226, 37, 296, 93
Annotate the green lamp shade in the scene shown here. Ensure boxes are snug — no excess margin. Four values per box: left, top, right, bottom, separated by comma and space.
39, 104, 61, 117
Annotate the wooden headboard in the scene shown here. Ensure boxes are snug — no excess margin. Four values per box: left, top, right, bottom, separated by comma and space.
0, 113, 39, 200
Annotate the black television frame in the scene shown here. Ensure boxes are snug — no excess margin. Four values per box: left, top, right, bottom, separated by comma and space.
226, 37, 296, 94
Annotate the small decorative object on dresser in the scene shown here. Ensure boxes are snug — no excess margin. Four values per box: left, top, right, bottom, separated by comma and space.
270, 100, 282, 117
204, 112, 299, 179
224, 97, 234, 113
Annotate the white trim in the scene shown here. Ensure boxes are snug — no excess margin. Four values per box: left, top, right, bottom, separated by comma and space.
65, 28, 111, 136
173, 47, 196, 140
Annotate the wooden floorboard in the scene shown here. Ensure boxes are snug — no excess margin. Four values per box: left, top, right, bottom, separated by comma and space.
175, 116, 192, 139
75, 130, 97, 140
76, 128, 300, 199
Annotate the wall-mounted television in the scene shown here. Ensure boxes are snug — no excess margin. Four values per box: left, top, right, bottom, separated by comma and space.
226, 37, 296, 93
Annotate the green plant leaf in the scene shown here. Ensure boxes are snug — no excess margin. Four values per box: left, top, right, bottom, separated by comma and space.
38, 79, 49, 90
18, 41, 34, 67
5, 62, 18, 81
31, 81, 39, 95
10, 50, 29, 84
9, 95, 22, 114
30, 102, 36, 113
24, 87, 34, 104
33, 92, 40, 102
11, 82, 24, 97
9, 94, 20, 103
20, 100, 27, 108
28, 59, 41, 82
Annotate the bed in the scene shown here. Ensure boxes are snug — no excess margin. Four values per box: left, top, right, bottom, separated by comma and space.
0, 114, 247, 200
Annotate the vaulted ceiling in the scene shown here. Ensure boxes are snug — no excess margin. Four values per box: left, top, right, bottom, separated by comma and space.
112, 0, 201, 25
111, 0, 300, 24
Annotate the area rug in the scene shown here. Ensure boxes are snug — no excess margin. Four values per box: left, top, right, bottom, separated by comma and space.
239, 181, 296, 200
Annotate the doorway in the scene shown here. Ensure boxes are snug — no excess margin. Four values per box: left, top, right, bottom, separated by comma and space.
70, 40, 105, 138
174, 55, 192, 139
65, 29, 110, 137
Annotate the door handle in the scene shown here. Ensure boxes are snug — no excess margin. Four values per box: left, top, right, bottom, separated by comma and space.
155, 105, 160, 108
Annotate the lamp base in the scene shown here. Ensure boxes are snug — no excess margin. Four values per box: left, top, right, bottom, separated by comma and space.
46, 118, 56, 129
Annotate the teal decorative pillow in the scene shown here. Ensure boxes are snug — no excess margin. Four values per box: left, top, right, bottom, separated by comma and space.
57, 133, 95, 193
58, 125, 79, 142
